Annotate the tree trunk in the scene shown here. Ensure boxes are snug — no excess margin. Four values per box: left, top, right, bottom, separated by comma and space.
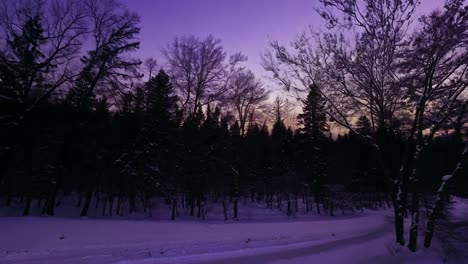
115, 196, 121, 215
108, 196, 113, 216
233, 197, 238, 220
197, 199, 201, 218
171, 198, 176, 221
223, 197, 228, 221
129, 194, 136, 214
80, 191, 92, 217
295, 193, 298, 212
23, 196, 31, 216
95, 192, 100, 209
77, 195, 82, 207
408, 189, 419, 251
394, 179, 405, 245
42, 181, 58, 216
181, 194, 185, 208
315, 192, 320, 214
201, 200, 205, 220
22, 129, 34, 217
425, 146, 467, 248
102, 197, 107, 216
190, 197, 195, 216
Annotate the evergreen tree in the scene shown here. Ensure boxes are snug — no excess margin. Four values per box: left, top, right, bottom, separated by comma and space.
133, 86, 146, 115
230, 121, 241, 138
356, 116, 372, 136
297, 84, 329, 141
349, 115, 388, 206
3, 15, 46, 108
146, 70, 178, 123
271, 118, 287, 143
297, 84, 329, 214
0, 15, 47, 215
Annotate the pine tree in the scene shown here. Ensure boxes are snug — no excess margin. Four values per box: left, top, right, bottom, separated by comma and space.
114, 69, 180, 217
66, 68, 96, 109
356, 116, 372, 136
230, 121, 241, 138
4, 15, 46, 108
298, 84, 329, 141
146, 70, 178, 124
297, 84, 329, 214
133, 86, 146, 115
2, 15, 51, 216
350, 115, 386, 208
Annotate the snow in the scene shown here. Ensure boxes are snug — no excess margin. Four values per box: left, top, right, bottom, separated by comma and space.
449, 196, 468, 222
442, 174, 453, 182
434, 196, 468, 263
0, 209, 448, 264
0, 212, 380, 263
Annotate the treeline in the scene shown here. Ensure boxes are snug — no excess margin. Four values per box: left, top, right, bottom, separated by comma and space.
1, 68, 464, 219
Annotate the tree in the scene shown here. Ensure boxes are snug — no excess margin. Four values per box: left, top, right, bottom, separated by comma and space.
424, 144, 468, 248
67, 0, 141, 109
228, 70, 269, 136
0, 0, 87, 119
297, 84, 329, 141
70, 0, 141, 217
263, 0, 467, 248
115, 69, 179, 218
146, 69, 179, 218
402, 0, 468, 250
0, 14, 47, 215
0, 0, 88, 208
356, 116, 372, 136
163, 35, 245, 120
144, 58, 158, 80
147, 70, 178, 125
297, 84, 329, 214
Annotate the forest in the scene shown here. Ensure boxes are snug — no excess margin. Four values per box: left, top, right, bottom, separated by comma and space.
0, 0, 467, 255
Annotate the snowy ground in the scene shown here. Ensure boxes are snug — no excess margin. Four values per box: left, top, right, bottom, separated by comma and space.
435, 196, 468, 263
1, 196, 467, 264
0, 209, 450, 264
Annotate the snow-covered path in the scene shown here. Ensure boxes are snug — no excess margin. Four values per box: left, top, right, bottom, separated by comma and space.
141, 221, 391, 264
0, 211, 444, 264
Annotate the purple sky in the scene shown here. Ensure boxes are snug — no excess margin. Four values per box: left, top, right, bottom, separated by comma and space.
121, 0, 443, 83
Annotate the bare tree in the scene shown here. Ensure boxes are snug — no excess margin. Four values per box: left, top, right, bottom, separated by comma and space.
144, 57, 158, 80
66, 0, 141, 109
263, 0, 467, 249
228, 70, 269, 136
163, 35, 245, 120
270, 96, 297, 129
